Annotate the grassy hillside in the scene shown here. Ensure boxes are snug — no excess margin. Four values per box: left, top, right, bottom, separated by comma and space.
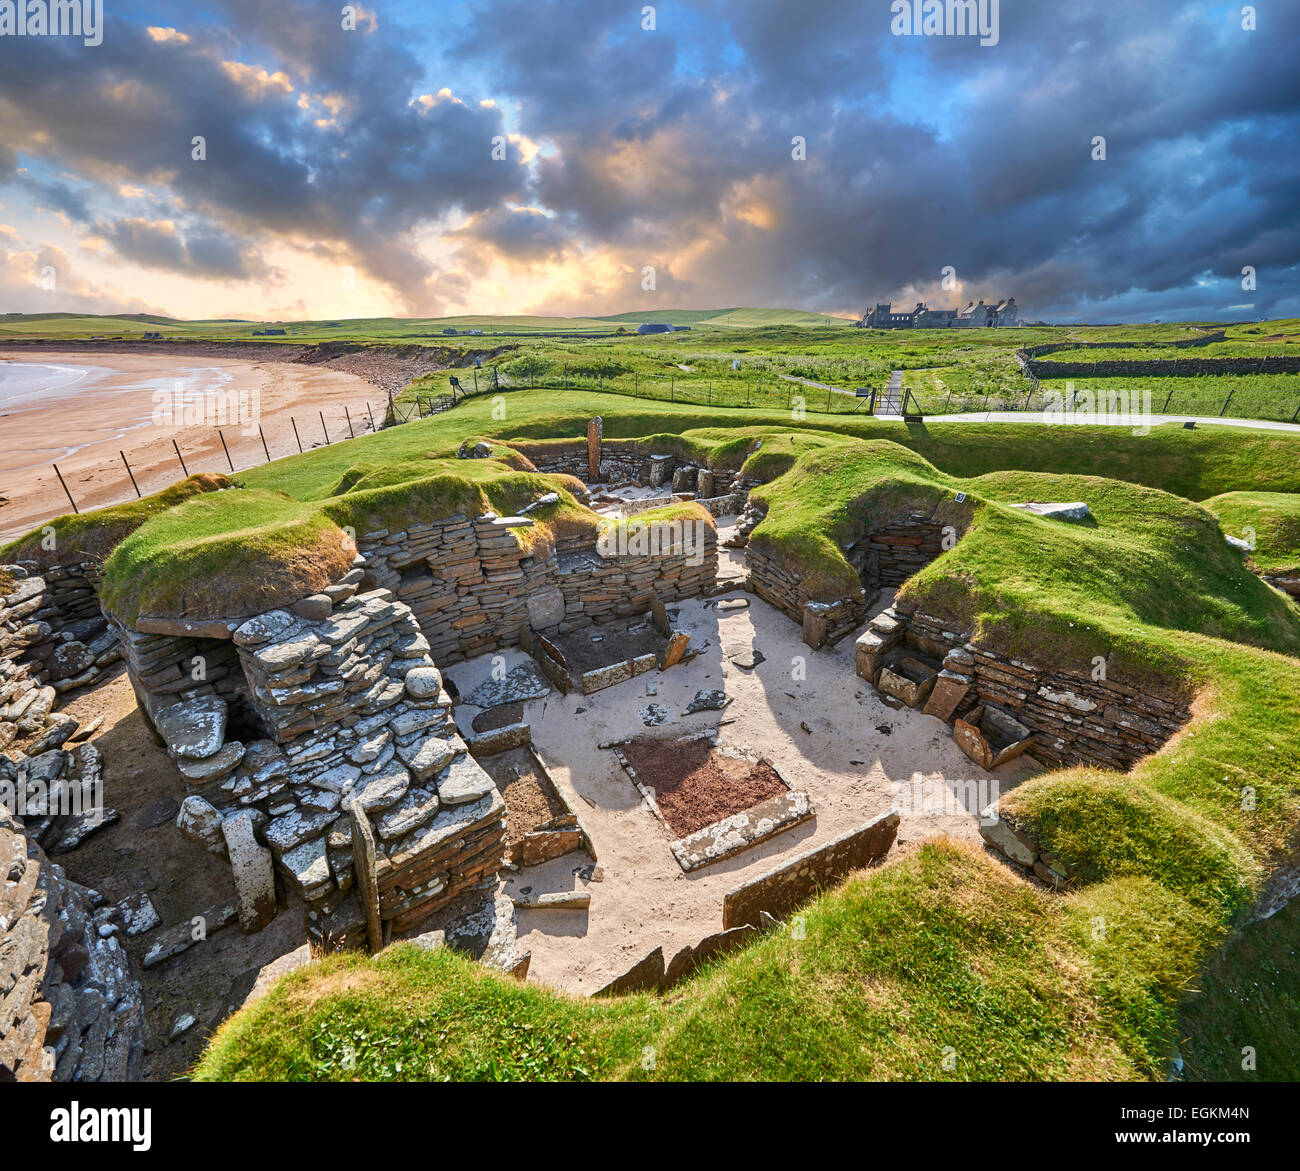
1202, 491, 1300, 575
187, 404, 1300, 1081
9, 387, 1300, 1083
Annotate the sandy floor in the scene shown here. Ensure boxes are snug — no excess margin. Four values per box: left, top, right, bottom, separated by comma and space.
0, 350, 381, 542
444, 529, 1041, 995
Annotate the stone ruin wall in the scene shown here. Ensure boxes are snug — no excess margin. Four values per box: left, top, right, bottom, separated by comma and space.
115, 571, 506, 939
106, 498, 720, 937
746, 513, 954, 648
1, 805, 145, 1082
525, 442, 746, 498
2, 562, 121, 753
2, 567, 143, 1082
1025, 354, 1300, 379
857, 599, 1191, 772
357, 506, 719, 664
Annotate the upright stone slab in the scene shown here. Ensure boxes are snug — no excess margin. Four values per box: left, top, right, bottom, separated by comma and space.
587, 416, 603, 482
802, 602, 831, 650
350, 803, 383, 953
722, 812, 900, 929
221, 810, 277, 933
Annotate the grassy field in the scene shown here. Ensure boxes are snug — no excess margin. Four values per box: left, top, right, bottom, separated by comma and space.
1037, 374, 1300, 422
6, 310, 1299, 420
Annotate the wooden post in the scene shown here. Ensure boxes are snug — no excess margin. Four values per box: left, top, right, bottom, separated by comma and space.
349, 803, 383, 954
345, 405, 355, 438
172, 439, 189, 477
52, 464, 78, 514
258, 424, 271, 462
366, 401, 377, 431
291, 417, 303, 453
120, 451, 141, 498
319, 410, 329, 443
218, 429, 235, 471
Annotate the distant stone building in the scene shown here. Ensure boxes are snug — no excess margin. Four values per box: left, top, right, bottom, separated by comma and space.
858, 298, 1019, 329
635, 322, 691, 334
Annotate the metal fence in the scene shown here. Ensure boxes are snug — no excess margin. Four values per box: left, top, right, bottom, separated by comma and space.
400, 363, 1300, 425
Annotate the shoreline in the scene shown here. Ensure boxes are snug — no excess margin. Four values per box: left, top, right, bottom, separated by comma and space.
0, 350, 389, 544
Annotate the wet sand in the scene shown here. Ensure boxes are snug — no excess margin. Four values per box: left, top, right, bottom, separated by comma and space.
0, 351, 384, 543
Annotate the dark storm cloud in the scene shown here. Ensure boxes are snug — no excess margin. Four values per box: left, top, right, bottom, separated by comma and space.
97, 217, 281, 283
0, 0, 1296, 320
453, 0, 1300, 319
0, 2, 527, 309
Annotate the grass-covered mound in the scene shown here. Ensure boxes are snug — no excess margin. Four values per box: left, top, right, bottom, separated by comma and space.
1203, 490, 1300, 576
99, 488, 357, 624
0, 473, 228, 569
195, 840, 1140, 1082
189, 400, 1300, 1082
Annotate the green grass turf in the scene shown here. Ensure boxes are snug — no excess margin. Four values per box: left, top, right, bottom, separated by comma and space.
9, 383, 1300, 1083
1202, 491, 1300, 575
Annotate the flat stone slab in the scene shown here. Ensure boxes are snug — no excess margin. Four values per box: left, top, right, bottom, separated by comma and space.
142, 901, 238, 968
178, 740, 246, 782
115, 892, 161, 936
465, 662, 551, 708
510, 891, 591, 910
670, 789, 814, 873
396, 733, 458, 782
1010, 501, 1093, 522
436, 752, 497, 806
683, 688, 731, 715
721, 812, 900, 929
347, 759, 411, 813
154, 697, 228, 760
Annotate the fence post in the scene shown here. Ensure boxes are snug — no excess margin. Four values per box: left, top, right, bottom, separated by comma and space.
172, 439, 189, 477
345, 405, 355, 439
291, 417, 303, 453
320, 411, 330, 443
258, 424, 271, 462
218, 429, 235, 471
52, 463, 79, 514
366, 402, 377, 431
1219, 387, 1236, 418
943, 388, 952, 413
120, 451, 142, 498
473, 368, 479, 394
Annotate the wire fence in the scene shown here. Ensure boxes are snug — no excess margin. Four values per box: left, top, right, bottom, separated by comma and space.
21, 364, 1299, 537
400, 364, 1300, 425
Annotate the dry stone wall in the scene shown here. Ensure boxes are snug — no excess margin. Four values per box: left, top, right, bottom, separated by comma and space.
357, 510, 718, 662
746, 544, 869, 645
114, 568, 506, 934
1, 804, 144, 1081
856, 600, 1190, 770
2, 563, 120, 752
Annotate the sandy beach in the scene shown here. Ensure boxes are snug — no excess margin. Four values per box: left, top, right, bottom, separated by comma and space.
0, 350, 387, 543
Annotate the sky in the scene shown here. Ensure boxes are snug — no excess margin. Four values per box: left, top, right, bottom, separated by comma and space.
0, 0, 1297, 324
